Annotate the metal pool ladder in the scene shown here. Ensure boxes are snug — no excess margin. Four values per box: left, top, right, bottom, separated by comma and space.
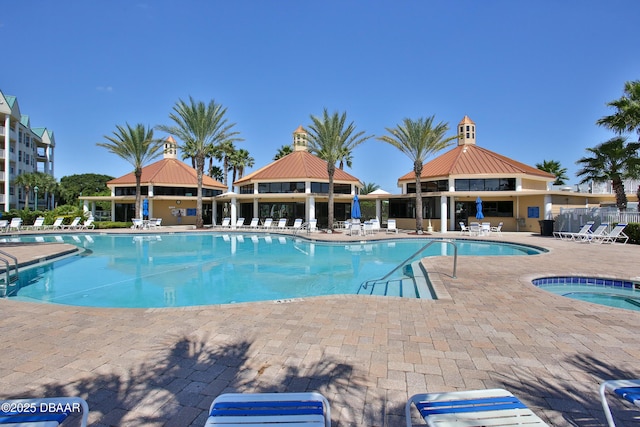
358, 239, 457, 298
0, 249, 19, 297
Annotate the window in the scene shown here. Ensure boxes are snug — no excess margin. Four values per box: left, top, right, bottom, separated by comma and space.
407, 180, 448, 193
455, 178, 515, 191
239, 185, 253, 194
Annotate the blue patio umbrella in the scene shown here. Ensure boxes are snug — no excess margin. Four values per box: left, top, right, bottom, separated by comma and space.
475, 197, 484, 220
351, 194, 361, 219
142, 199, 149, 219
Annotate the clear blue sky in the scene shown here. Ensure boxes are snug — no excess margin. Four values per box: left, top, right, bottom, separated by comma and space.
3, 1, 639, 193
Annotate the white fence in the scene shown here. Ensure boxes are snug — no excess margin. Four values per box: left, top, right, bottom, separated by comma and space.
555, 207, 640, 232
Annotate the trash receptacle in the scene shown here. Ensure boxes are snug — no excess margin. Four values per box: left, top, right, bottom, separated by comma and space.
538, 219, 555, 236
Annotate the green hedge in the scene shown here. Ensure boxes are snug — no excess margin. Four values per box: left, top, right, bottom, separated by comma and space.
623, 222, 640, 245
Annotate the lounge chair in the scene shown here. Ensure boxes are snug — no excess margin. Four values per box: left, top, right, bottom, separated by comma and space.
219, 217, 231, 228
592, 223, 629, 244
578, 223, 609, 242
49, 217, 65, 230
7, 218, 22, 232
370, 218, 380, 233
459, 222, 470, 235
0, 220, 8, 232
63, 217, 82, 230
290, 218, 303, 232
600, 379, 640, 427
406, 388, 549, 427
553, 221, 594, 240
247, 218, 260, 229
469, 222, 481, 236
234, 217, 245, 229
387, 219, 398, 234
262, 218, 273, 230
205, 392, 331, 427
276, 218, 287, 231
490, 221, 503, 236
308, 218, 317, 232
131, 218, 144, 229
148, 218, 162, 228
0, 396, 89, 426
25, 217, 45, 230
79, 218, 95, 230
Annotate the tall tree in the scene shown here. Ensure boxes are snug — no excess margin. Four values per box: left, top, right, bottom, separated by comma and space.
306, 108, 372, 230
213, 140, 237, 191
378, 116, 457, 233
13, 172, 40, 209
273, 145, 293, 161
97, 123, 164, 220
359, 181, 380, 195
536, 160, 568, 185
57, 173, 114, 206
576, 136, 640, 210
229, 148, 255, 189
158, 97, 241, 228
596, 80, 640, 141
337, 146, 353, 170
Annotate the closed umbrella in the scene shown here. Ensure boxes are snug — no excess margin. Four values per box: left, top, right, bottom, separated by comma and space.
475, 197, 484, 220
351, 195, 361, 219
142, 199, 149, 219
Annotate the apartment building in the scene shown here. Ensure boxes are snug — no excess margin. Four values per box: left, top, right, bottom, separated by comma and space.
0, 90, 55, 211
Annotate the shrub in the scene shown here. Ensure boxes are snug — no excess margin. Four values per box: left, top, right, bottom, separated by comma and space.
624, 222, 640, 245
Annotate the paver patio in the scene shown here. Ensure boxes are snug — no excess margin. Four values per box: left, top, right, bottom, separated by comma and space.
0, 230, 639, 426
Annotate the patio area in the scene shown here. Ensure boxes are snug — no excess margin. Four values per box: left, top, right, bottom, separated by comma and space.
0, 231, 639, 426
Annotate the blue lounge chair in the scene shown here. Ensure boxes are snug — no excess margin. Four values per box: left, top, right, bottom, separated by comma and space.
205, 392, 331, 426
600, 379, 640, 427
0, 397, 89, 426
406, 388, 549, 427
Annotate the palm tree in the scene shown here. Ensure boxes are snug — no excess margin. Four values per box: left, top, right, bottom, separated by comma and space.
359, 181, 380, 195
213, 140, 237, 191
596, 80, 640, 141
536, 160, 568, 185
306, 109, 372, 230
13, 172, 40, 209
157, 97, 241, 228
33, 172, 58, 210
337, 146, 353, 170
378, 116, 457, 233
273, 145, 293, 160
97, 123, 164, 220
576, 136, 640, 210
229, 148, 255, 189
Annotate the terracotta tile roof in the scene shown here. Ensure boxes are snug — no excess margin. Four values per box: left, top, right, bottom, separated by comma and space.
293, 125, 306, 134
458, 115, 475, 125
398, 144, 556, 181
107, 158, 227, 189
235, 150, 360, 184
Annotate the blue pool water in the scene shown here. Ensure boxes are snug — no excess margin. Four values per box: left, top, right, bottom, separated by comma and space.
6, 233, 543, 308
533, 276, 640, 312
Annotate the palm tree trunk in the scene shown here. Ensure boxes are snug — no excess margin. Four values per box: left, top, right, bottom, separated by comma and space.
613, 177, 628, 210
195, 155, 205, 228
414, 161, 424, 233
327, 164, 335, 230
135, 170, 142, 220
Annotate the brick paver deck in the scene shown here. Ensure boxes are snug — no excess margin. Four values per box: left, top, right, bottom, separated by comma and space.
0, 229, 639, 426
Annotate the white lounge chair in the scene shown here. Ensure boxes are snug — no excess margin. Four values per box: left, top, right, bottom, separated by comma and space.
63, 217, 82, 230
370, 218, 380, 233
592, 223, 629, 244
262, 218, 273, 230
234, 217, 245, 229
406, 388, 549, 427
0, 220, 8, 232
459, 222, 470, 235
131, 218, 144, 229
308, 218, 318, 232
219, 217, 231, 228
25, 216, 45, 230
7, 218, 22, 232
578, 222, 609, 242
247, 217, 260, 229
348, 218, 361, 236
600, 379, 640, 427
469, 222, 481, 236
276, 218, 287, 231
148, 218, 162, 228
79, 218, 95, 230
49, 217, 65, 230
386, 219, 398, 234
0, 396, 89, 426
205, 392, 331, 427
490, 221, 503, 236
290, 218, 303, 232
553, 221, 594, 240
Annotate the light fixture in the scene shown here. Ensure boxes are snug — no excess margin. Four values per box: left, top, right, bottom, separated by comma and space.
176, 200, 181, 204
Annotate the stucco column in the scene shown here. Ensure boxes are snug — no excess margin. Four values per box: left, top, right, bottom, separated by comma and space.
308, 196, 315, 222
253, 198, 259, 219
375, 199, 381, 221
230, 196, 237, 228
212, 199, 218, 226
440, 195, 448, 233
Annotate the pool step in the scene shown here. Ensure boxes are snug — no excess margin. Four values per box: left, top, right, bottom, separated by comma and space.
360, 261, 434, 299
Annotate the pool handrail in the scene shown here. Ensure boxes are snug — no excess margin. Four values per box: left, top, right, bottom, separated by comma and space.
360, 239, 457, 294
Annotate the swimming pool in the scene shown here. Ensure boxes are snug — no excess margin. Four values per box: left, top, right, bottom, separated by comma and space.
6, 233, 543, 308
533, 276, 640, 312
